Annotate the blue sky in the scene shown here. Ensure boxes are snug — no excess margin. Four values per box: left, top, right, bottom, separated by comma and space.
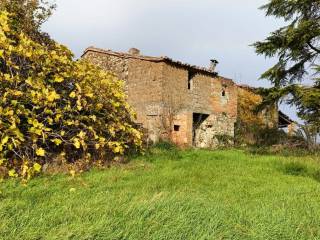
43, 0, 298, 120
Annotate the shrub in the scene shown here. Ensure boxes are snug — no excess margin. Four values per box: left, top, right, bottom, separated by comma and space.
0, 12, 142, 179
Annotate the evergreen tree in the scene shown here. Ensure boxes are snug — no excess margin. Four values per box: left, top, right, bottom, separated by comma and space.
253, 0, 320, 132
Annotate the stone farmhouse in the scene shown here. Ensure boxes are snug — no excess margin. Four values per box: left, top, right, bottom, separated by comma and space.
82, 47, 237, 148
82, 47, 292, 148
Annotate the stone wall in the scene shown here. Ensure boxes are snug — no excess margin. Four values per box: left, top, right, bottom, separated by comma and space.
83, 50, 166, 142
162, 63, 237, 148
127, 59, 165, 124
82, 51, 129, 93
83, 49, 238, 148
194, 113, 235, 148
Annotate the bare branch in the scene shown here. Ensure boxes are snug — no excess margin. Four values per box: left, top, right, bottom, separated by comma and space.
307, 41, 320, 54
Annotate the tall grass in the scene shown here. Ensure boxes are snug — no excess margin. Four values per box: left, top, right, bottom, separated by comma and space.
1, 148, 320, 240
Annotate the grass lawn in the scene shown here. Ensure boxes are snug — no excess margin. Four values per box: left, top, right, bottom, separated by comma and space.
1, 148, 320, 240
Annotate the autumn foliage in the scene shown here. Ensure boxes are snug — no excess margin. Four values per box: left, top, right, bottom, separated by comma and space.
236, 87, 278, 145
0, 12, 142, 179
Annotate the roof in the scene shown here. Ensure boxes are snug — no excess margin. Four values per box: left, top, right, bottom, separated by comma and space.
279, 110, 295, 128
82, 47, 221, 78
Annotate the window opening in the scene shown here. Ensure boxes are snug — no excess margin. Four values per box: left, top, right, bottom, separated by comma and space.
188, 71, 196, 90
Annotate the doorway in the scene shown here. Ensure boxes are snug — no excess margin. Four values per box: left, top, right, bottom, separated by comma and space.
192, 113, 209, 146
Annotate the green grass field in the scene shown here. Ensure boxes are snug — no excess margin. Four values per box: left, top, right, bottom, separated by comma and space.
1, 148, 320, 240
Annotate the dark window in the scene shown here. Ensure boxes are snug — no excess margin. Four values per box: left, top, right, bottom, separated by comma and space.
174, 125, 180, 132
221, 84, 228, 97
188, 71, 196, 90
188, 79, 192, 90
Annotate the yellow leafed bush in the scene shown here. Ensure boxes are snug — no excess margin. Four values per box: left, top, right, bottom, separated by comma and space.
236, 87, 278, 145
0, 11, 142, 179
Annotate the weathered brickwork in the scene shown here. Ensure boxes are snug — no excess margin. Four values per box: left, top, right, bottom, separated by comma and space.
82, 47, 238, 148
161, 63, 237, 147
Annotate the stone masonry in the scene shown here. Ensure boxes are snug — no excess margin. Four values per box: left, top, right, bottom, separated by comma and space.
82, 47, 238, 148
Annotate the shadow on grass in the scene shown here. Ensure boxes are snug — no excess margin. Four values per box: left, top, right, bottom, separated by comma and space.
131, 142, 320, 183
138, 141, 184, 163
280, 161, 320, 183
248, 146, 320, 158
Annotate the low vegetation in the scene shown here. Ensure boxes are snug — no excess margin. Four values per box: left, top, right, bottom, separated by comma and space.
1, 147, 320, 240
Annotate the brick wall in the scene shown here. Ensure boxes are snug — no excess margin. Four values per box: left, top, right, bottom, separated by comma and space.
171, 111, 193, 147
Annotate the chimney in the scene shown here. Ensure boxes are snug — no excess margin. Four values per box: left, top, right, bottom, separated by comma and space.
209, 59, 219, 72
128, 48, 140, 55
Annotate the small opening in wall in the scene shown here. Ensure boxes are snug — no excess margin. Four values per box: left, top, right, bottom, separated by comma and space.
188, 80, 192, 90
222, 89, 226, 97
188, 71, 196, 90
174, 125, 180, 132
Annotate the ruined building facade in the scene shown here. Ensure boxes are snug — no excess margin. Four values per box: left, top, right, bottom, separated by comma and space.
82, 47, 238, 148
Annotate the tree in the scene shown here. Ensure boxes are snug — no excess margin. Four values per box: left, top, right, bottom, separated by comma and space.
236, 87, 278, 145
0, 0, 56, 45
0, 11, 142, 179
253, 0, 320, 133
295, 124, 318, 150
